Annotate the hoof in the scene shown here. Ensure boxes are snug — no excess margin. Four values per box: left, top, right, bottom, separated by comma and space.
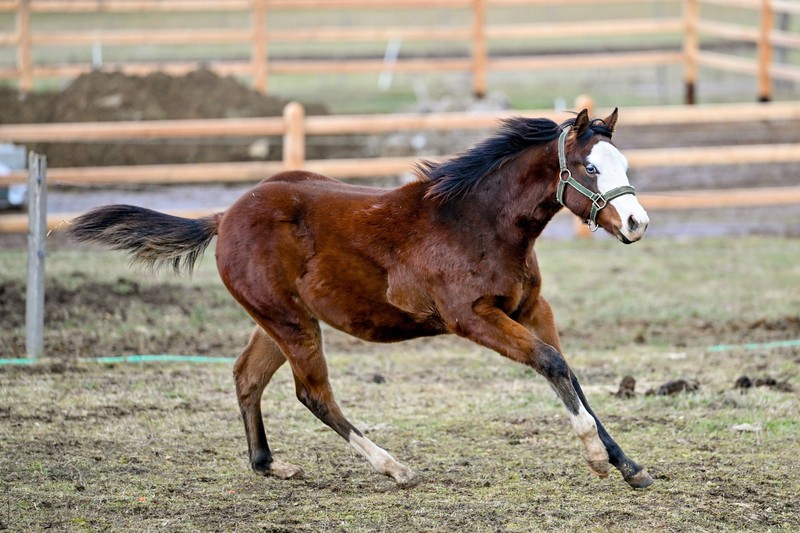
391, 468, 420, 489
586, 460, 612, 478
270, 459, 305, 480
624, 468, 654, 490
255, 459, 304, 480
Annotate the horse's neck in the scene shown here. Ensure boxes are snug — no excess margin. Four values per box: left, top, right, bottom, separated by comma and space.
495, 149, 563, 243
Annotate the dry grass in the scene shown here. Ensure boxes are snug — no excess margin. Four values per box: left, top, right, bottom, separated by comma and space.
1, 235, 799, 531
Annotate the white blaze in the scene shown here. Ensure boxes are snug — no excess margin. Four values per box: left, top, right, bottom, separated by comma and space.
587, 141, 649, 241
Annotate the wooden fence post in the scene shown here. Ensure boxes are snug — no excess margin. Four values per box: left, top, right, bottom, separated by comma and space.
16, 0, 32, 92
283, 102, 305, 170
252, 0, 268, 93
757, 0, 773, 102
572, 95, 594, 239
471, 0, 487, 98
683, 0, 699, 105
26, 152, 46, 360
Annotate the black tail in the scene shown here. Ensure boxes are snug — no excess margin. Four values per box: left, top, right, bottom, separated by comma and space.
68, 205, 222, 276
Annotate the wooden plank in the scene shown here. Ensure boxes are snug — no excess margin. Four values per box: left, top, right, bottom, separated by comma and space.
269, 58, 472, 74
471, 0, 487, 97
16, 0, 31, 91
772, 0, 800, 15
697, 0, 759, 8
25, 152, 46, 359
494, 0, 680, 5
0, 117, 286, 142
282, 101, 305, 170
31, 29, 250, 46
683, 0, 699, 103
0, 161, 284, 186
3, 185, 799, 234
3, 143, 799, 187
264, 0, 469, 8
488, 18, 684, 39
769, 63, 800, 82
29, 60, 254, 79
29, 1, 252, 12
0, 32, 18, 46
2, 102, 800, 145
489, 51, 684, 70
618, 101, 800, 124
627, 143, 800, 167
640, 186, 800, 209
757, 0, 773, 101
252, 0, 268, 92
695, 20, 759, 43
771, 28, 800, 49
268, 26, 471, 42
696, 50, 758, 75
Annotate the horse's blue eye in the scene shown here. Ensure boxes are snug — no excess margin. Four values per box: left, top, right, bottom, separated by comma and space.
586, 164, 597, 174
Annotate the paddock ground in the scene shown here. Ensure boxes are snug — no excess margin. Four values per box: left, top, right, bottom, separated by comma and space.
1, 236, 798, 532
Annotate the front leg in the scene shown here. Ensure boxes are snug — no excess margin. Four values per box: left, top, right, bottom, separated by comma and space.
456, 297, 653, 489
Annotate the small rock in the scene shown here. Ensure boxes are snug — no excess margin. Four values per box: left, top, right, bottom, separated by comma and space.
613, 375, 636, 398
754, 377, 777, 387
371, 373, 386, 384
731, 423, 762, 433
646, 378, 699, 396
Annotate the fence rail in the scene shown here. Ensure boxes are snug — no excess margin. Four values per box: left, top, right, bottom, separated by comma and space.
3, 0, 796, 101
1, 99, 799, 234
683, 0, 800, 102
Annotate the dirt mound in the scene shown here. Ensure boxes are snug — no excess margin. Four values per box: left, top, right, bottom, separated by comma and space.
0, 70, 329, 167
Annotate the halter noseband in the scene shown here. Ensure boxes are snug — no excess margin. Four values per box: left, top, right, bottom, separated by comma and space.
556, 125, 636, 232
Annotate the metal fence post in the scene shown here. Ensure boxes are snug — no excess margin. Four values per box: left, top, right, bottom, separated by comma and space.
26, 152, 46, 359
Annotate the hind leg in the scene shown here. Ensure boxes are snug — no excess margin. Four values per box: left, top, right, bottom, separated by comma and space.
234, 326, 303, 480
266, 318, 418, 487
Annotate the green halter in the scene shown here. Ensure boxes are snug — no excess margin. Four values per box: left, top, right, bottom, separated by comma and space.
556, 126, 636, 231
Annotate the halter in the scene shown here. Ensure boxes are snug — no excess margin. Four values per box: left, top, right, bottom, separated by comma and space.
556, 126, 636, 232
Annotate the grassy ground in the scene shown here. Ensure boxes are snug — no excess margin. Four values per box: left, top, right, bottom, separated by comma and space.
1, 235, 799, 531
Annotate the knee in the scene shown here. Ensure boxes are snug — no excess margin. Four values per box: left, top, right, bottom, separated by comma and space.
531, 343, 570, 380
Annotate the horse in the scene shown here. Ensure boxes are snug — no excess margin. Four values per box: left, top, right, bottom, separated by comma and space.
68, 108, 654, 490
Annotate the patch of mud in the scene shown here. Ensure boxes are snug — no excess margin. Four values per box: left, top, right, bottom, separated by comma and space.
563, 315, 800, 350
0, 273, 251, 358
0, 69, 330, 167
0, 273, 197, 330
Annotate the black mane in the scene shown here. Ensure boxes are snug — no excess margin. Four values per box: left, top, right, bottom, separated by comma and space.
418, 115, 613, 202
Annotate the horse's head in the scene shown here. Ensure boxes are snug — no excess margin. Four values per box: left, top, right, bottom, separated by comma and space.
557, 109, 649, 244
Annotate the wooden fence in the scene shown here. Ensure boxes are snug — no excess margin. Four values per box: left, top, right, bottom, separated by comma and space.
1, 99, 800, 234
0, 0, 797, 101
684, 0, 800, 103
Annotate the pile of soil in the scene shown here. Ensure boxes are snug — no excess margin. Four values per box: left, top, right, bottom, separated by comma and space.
0, 70, 330, 167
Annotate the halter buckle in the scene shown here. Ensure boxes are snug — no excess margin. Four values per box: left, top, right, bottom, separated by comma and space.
592, 195, 607, 211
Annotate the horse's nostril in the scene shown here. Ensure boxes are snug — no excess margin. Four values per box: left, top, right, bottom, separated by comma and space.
627, 215, 639, 232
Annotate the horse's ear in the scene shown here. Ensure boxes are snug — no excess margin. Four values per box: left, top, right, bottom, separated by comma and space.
604, 107, 619, 132
574, 109, 590, 137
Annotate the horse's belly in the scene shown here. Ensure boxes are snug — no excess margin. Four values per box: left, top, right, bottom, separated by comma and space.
297, 262, 446, 343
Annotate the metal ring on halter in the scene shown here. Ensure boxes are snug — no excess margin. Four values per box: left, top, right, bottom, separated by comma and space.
592, 195, 607, 210
559, 168, 572, 182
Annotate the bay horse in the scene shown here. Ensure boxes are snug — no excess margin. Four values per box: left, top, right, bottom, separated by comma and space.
68, 108, 654, 489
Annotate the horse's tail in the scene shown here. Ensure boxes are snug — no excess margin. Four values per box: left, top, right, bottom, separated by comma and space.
68, 205, 223, 276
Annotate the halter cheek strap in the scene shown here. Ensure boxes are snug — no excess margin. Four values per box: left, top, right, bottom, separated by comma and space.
556, 125, 636, 231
